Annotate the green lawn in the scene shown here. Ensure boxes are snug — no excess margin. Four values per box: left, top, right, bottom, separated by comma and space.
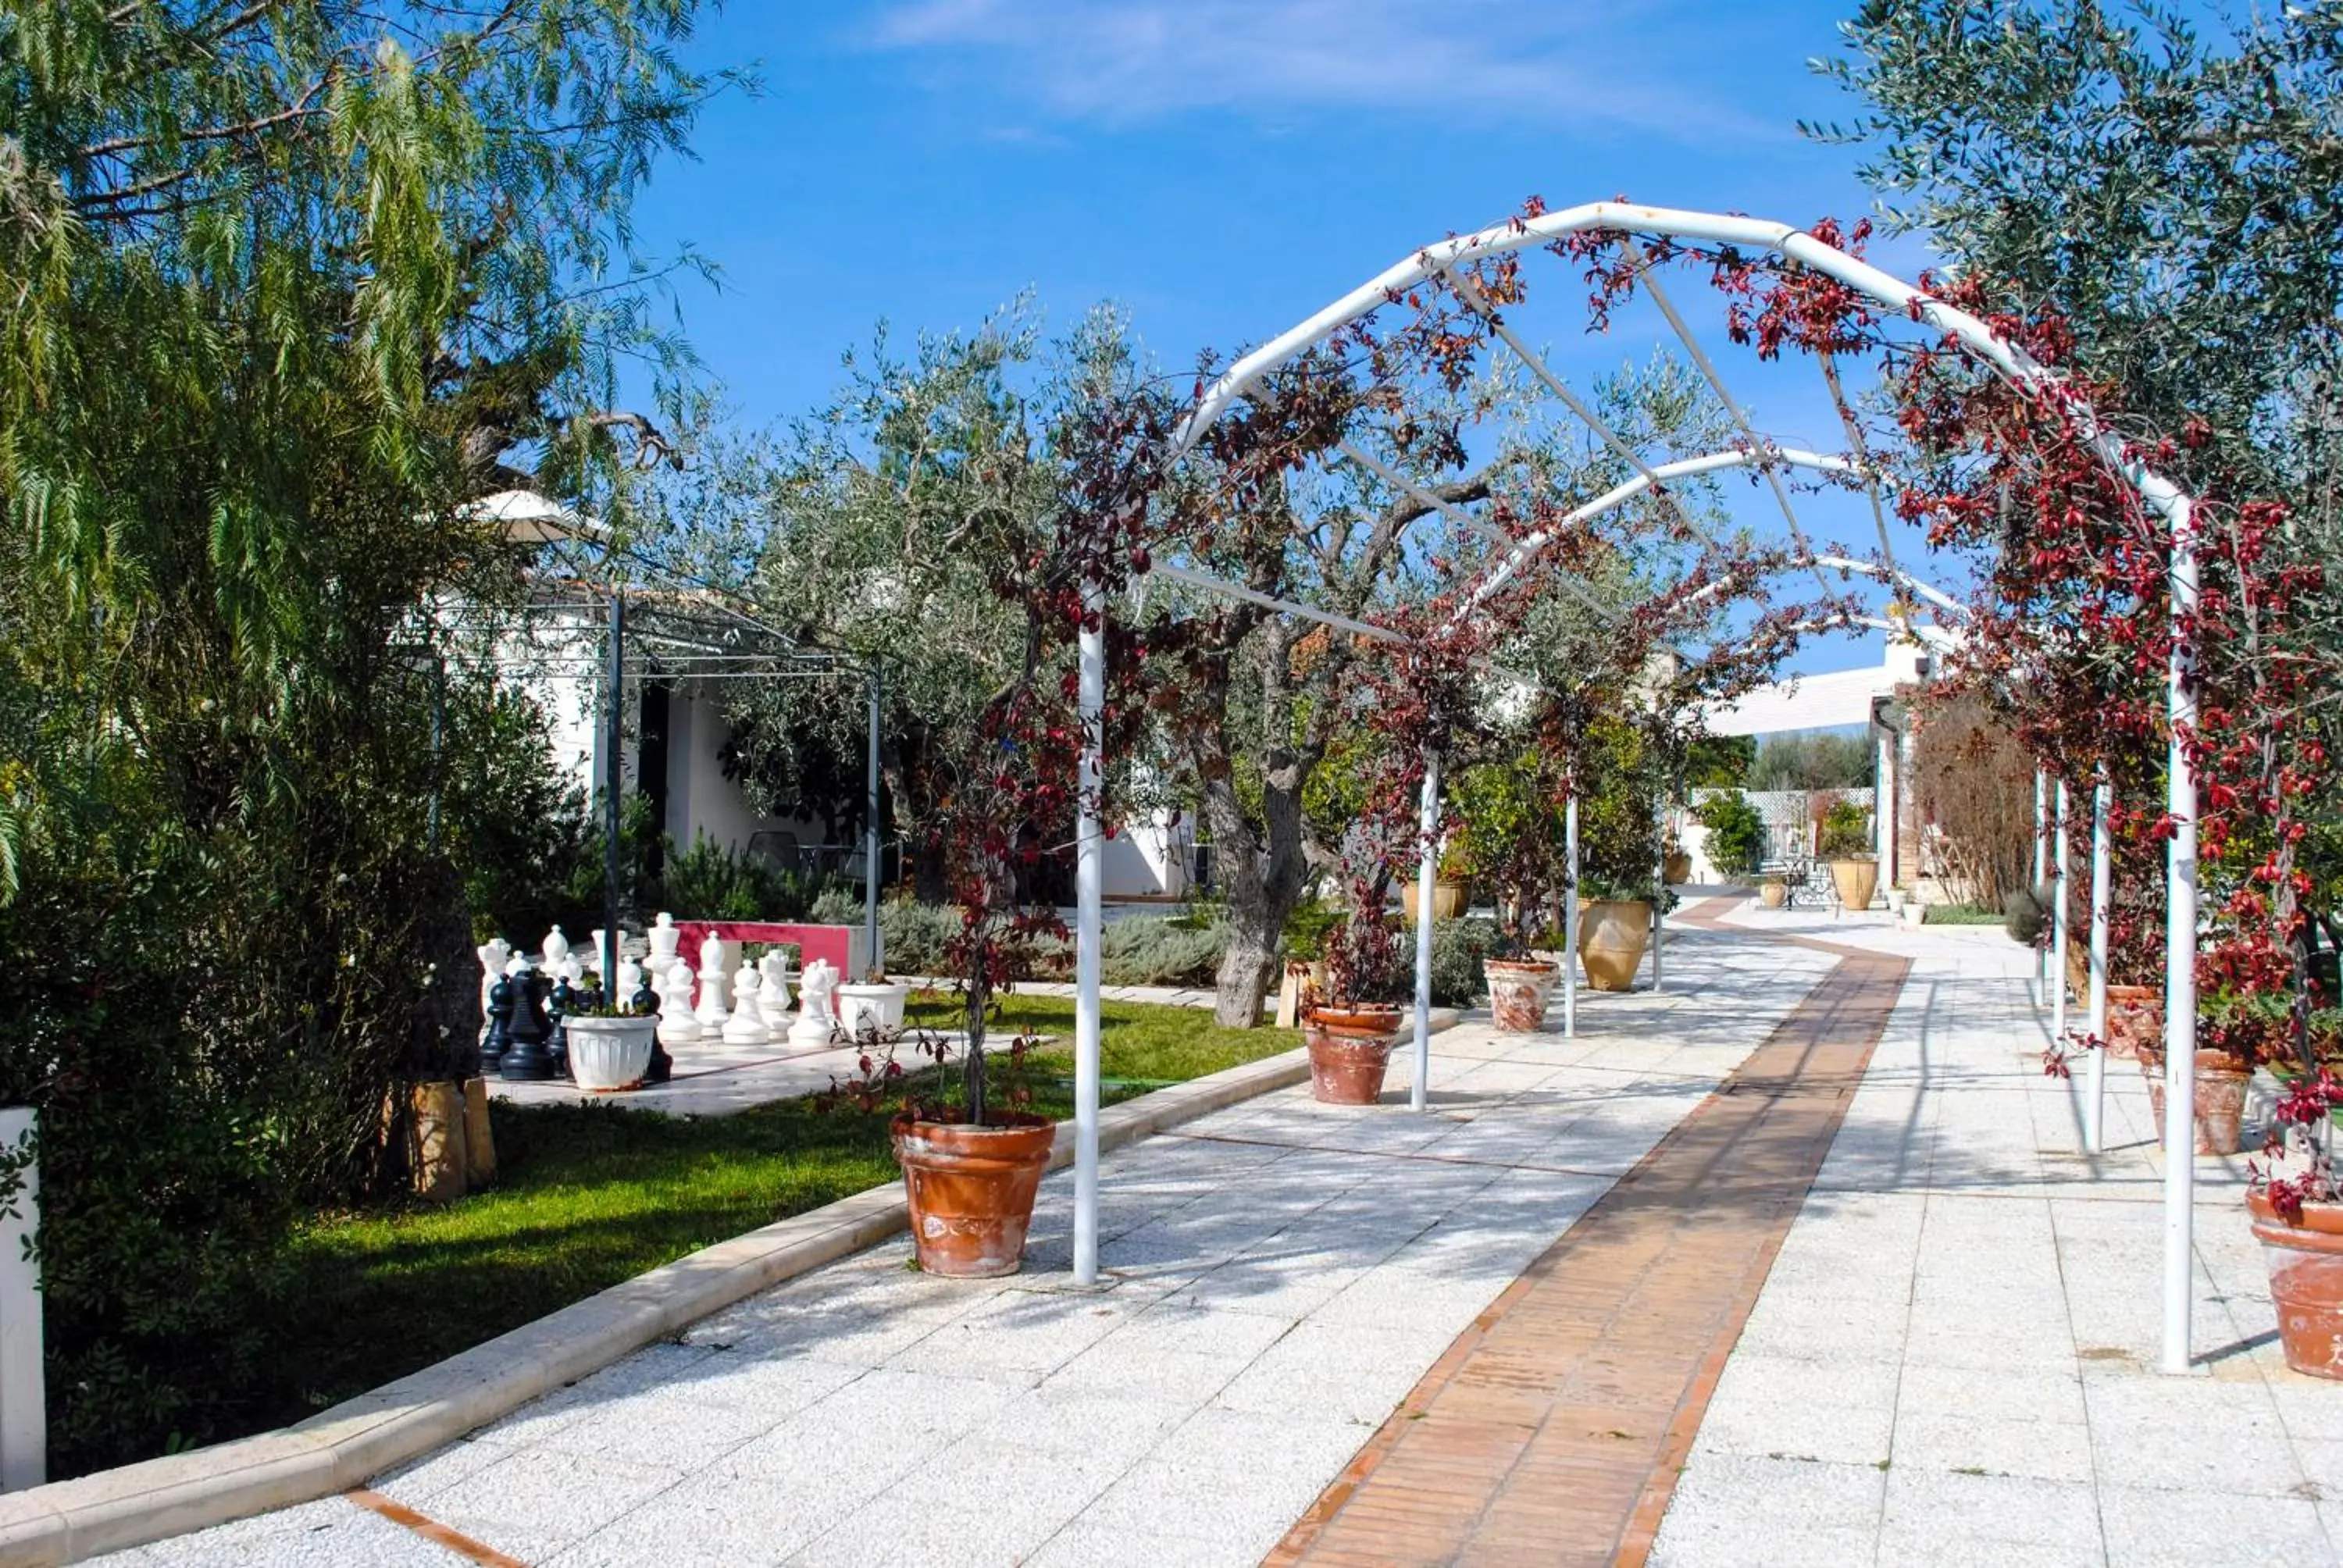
255, 992, 1286, 1438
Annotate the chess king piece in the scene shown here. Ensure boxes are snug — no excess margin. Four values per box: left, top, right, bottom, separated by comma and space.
757, 950, 794, 1032
648, 912, 682, 969
657, 964, 704, 1046
724, 967, 772, 1046
790, 958, 840, 1048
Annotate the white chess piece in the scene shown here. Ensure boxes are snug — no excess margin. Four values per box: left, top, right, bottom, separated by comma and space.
648, 913, 681, 969
542, 925, 571, 972
694, 931, 731, 1028
790, 958, 840, 1047
616, 957, 644, 1002
476, 938, 512, 1031
724, 967, 772, 1046
757, 951, 793, 1031
657, 964, 703, 1046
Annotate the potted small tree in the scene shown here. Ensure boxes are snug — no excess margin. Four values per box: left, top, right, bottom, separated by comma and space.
1817, 796, 1878, 911
2248, 1052, 2343, 1379
1482, 929, 1560, 1032
1577, 870, 1656, 992
1300, 883, 1410, 1103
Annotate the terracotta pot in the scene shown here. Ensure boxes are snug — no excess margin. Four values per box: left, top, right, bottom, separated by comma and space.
891, 1112, 1057, 1278
1400, 879, 1469, 925
2246, 1192, 2343, 1380
1484, 959, 1558, 1033
1759, 878, 1788, 909
1300, 1007, 1401, 1103
1577, 901, 1651, 992
1828, 857, 1879, 911
2138, 1047, 2251, 1156
1664, 851, 1692, 886
2104, 985, 2161, 1061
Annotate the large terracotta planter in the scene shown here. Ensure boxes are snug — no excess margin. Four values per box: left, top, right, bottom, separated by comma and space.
1759, 878, 1788, 909
892, 1112, 1057, 1277
2104, 985, 2162, 1061
565, 1015, 657, 1092
1664, 851, 1693, 886
1578, 901, 1652, 992
2138, 1046, 2251, 1156
1484, 959, 1558, 1033
2246, 1192, 2343, 1380
1828, 857, 1879, 911
1300, 1006, 1403, 1103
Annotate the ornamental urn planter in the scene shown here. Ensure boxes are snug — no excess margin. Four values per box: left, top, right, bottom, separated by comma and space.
2138, 1045, 2251, 1156
1664, 850, 1693, 886
1577, 901, 1652, 992
1827, 856, 1879, 912
1400, 879, 1469, 925
892, 1111, 1057, 1277
834, 980, 911, 1035
565, 1016, 658, 1092
1759, 877, 1788, 909
1300, 1004, 1404, 1103
2246, 1192, 2343, 1380
1483, 959, 1559, 1032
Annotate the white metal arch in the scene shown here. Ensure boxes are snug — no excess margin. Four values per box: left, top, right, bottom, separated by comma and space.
1072, 201, 2204, 1378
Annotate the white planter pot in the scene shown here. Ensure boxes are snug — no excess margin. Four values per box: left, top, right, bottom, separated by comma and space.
565, 1016, 658, 1092
834, 981, 911, 1035
1899, 903, 1926, 927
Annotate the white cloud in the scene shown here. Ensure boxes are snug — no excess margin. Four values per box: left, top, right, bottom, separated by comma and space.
859, 0, 1775, 140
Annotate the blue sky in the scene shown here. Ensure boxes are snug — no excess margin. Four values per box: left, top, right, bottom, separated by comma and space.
628, 0, 1952, 673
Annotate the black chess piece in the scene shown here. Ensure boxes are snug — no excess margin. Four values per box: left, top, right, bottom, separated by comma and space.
480, 969, 514, 1071
498, 966, 557, 1081
547, 975, 576, 1080
633, 974, 672, 1084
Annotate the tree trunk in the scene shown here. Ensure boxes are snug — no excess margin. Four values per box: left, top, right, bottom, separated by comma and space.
1201, 772, 1309, 1026
1214, 925, 1285, 1028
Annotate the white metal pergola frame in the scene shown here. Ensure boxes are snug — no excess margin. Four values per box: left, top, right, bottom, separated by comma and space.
1064, 201, 2202, 1375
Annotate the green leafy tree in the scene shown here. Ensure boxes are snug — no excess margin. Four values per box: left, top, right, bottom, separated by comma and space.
0, 0, 729, 1471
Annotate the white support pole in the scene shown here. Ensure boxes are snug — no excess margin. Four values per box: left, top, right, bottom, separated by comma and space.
2053, 779, 2073, 1047
1650, 795, 1665, 992
1411, 753, 1441, 1114
0, 1109, 41, 1493
2163, 505, 2202, 1375
1564, 792, 1580, 1039
1875, 728, 1893, 883
1072, 580, 1104, 1288
2085, 772, 2113, 1155
2034, 771, 2051, 990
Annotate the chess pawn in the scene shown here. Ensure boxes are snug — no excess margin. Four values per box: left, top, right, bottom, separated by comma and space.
694, 957, 731, 1030
476, 938, 512, 1038
616, 957, 644, 1003
758, 951, 793, 1031
648, 913, 682, 969
790, 958, 839, 1048
657, 964, 704, 1046
542, 925, 571, 973
481, 967, 515, 1068
723, 968, 772, 1046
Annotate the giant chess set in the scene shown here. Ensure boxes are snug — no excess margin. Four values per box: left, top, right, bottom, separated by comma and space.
472, 913, 846, 1087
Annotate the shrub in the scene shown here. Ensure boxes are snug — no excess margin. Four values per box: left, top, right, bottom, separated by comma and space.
1693, 791, 1767, 881
1099, 917, 1226, 987
1429, 917, 1500, 1007
1817, 797, 1873, 859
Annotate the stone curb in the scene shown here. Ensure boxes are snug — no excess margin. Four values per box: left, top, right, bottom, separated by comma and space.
0, 1046, 1315, 1566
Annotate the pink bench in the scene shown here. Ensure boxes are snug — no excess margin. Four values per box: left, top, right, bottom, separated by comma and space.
673, 921, 865, 1006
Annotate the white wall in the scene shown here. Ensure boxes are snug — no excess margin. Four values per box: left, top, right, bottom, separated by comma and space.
664, 691, 822, 859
